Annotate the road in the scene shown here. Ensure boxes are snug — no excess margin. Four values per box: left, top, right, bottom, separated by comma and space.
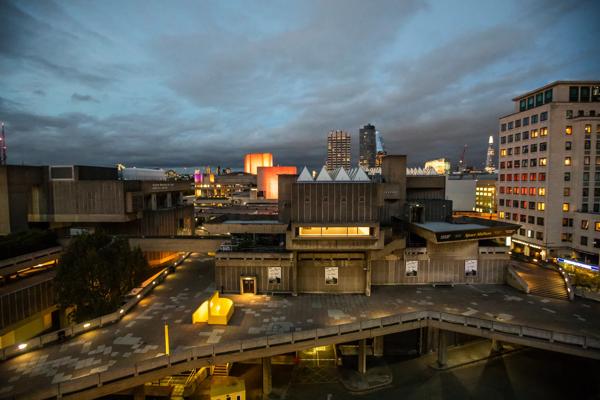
1, 253, 600, 398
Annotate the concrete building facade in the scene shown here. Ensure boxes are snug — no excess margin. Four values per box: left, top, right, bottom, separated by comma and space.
359, 124, 376, 169
326, 130, 351, 170
498, 81, 600, 266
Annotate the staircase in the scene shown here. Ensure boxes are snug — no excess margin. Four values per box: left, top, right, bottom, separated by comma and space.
512, 262, 569, 301
212, 363, 231, 376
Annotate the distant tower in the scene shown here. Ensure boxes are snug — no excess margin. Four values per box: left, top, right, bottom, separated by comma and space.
485, 135, 495, 173
375, 131, 386, 167
0, 122, 6, 166
326, 130, 351, 170
359, 124, 376, 169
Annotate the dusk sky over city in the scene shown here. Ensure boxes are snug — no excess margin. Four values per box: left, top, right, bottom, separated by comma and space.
1, 0, 599, 170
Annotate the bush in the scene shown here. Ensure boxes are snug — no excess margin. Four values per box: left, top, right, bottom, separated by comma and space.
55, 232, 148, 323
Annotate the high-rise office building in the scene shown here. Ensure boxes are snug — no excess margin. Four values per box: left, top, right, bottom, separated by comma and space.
485, 135, 496, 173
497, 81, 600, 266
326, 130, 351, 170
359, 124, 376, 169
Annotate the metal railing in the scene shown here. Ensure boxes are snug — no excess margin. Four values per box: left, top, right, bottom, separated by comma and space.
19, 310, 600, 400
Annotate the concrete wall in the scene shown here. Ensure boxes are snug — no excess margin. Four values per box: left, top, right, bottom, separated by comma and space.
296, 252, 365, 293
445, 177, 476, 211
215, 252, 294, 293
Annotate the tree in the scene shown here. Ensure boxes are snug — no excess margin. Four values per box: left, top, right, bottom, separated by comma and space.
55, 232, 148, 323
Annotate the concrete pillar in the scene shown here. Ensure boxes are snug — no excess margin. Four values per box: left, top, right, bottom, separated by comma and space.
358, 339, 367, 374
365, 252, 372, 297
262, 357, 272, 397
150, 194, 157, 210
166, 192, 172, 208
437, 330, 448, 368
373, 336, 384, 357
292, 251, 298, 296
425, 327, 439, 354
491, 338, 503, 353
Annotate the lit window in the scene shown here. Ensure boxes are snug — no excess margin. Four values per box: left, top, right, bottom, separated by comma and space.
298, 226, 371, 237
564, 187, 570, 196
539, 158, 547, 166
565, 126, 572, 135
538, 188, 545, 196
564, 157, 571, 166
531, 129, 539, 138
581, 220, 589, 230
540, 127, 548, 136
585, 124, 592, 134
595, 222, 600, 232
500, 149, 507, 157
537, 202, 545, 211
562, 203, 570, 212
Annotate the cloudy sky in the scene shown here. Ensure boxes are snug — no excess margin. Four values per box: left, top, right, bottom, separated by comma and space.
1, 0, 599, 170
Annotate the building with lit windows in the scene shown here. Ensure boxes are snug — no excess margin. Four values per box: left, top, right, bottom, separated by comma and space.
244, 153, 273, 175
359, 124, 376, 169
497, 81, 600, 267
326, 130, 351, 170
424, 158, 451, 175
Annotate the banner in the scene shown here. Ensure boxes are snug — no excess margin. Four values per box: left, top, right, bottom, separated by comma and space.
268, 267, 281, 284
405, 260, 418, 277
465, 259, 478, 276
325, 267, 338, 285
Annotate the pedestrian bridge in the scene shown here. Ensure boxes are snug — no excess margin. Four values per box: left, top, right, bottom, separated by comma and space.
128, 236, 228, 253
26, 310, 600, 400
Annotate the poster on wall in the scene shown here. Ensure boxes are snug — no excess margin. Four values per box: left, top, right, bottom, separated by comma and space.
405, 260, 418, 277
325, 267, 338, 285
465, 259, 478, 276
268, 267, 281, 284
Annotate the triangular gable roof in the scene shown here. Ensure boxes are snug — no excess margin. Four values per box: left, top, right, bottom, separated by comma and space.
333, 167, 351, 181
315, 166, 332, 181
297, 166, 313, 182
352, 167, 370, 181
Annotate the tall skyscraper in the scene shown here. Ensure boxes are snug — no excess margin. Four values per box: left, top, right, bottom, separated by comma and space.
359, 123, 376, 169
497, 80, 600, 264
375, 130, 386, 167
485, 135, 495, 173
326, 130, 351, 170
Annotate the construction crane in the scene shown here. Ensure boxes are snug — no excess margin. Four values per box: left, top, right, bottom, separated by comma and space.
457, 144, 467, 172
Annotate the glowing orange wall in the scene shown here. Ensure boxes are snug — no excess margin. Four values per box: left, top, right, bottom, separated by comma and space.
244, 153, 273, 175
257, 166, 297, 199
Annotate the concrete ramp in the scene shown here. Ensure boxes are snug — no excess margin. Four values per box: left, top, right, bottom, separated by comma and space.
512, 262, 569, 301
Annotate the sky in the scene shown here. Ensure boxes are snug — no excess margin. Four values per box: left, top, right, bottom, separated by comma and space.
1, 0, 599, 171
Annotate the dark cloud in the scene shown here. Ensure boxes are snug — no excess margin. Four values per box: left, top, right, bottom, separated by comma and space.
71, 93, 99, 103
33, 89, 45, 96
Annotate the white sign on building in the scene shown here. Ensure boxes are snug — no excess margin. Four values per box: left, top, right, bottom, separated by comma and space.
325, 267, 338, 285
406, 260, 419, 277
268, 267, 281, 284
465, 259, 478, 276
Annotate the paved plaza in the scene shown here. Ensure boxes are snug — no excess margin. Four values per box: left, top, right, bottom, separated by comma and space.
1, 254, 600, 398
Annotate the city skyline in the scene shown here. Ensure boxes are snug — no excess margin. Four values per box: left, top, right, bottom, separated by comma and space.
0, 0, 599, 170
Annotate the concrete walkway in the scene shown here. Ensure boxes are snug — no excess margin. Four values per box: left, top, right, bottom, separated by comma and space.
1, 255, 600, 398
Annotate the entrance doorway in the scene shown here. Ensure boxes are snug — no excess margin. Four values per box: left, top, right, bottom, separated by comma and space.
240, 276, 257, 294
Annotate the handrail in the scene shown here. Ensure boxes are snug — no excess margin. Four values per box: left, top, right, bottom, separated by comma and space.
0, 246, 62, 268
18, 309, 600, 400
0, 253, 192, 361
544, 262, 575, 301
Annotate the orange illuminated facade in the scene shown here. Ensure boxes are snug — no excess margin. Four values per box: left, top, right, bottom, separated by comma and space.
257, 166, 297, 199
244, 153, 273, 175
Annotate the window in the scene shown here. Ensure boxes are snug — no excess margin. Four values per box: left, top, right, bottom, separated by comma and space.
508, 148, 513, 155
299, 226, 371, 237
527, 96, 534, 110
585, 140, 591, 150
508, 134, 513, 143
500, 149, 507, 157
530, 158, 537, 167
537, 202, 545, 211
538, 187, 545, 196
569, 86, 579, 102
566, 110, 573, 119
519, 100, 526, 112
514, 173, 519, 181
501, 123, 507, 132
582, 203, 589, 212
528, 200, 535, 208
539, 173, 546, 181
544, 89, 553, 103
562, 218, 571, 227
527, 229, 534, 238
499, 199, 505, 206
540, 142, 547, 151
596, 156, 600, 166
522, 131, 529, 140
515, 119, 521, 128
540, 112, 548, 121
526, 215, 534, 223
564, 187, 570, 196
514, 160, 520, 168
562, 202, 570, 212
539, 157, 547, 166
531, 144, 538, 152
531, 114, 538, 124
564, 157, 571, 166
581, 236, 588, 246
564, 172, 571, 181
529, 187, 536, 195
566, 141, 572, 150
521, 173, 528, 181
562, 233, 573, 242
522, 187, 528, 195
584, 172, 589, 181
501, 136, 506, 144
537, 217, 544, 226
515, 147, 521, 155
523, 117, 529, 126
581, 86, 590, 102
520, 214, 527, 223
581, 220, 589, 230
536, 93, 544, 107
508, 121, 514, 130
522, 159, 529, 167
595, 222, 600, 232
565, 126, 572, 135
522, 145, 529, 154
583, 188, 589, 197
585, 124, 592, 134
536, 231, 544, 240
499, 186, 505, 194
500, 161, 505, 169
531, 129, 539, 138
540, 127, 548, 136
515, 132, 521, 141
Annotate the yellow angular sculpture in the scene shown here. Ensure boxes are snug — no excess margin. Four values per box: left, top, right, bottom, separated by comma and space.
192, 291, 234, 325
